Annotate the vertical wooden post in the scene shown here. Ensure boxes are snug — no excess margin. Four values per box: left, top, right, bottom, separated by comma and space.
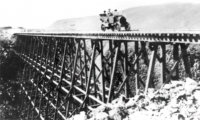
23, 97, 27, 119
30, 37, 36, 65
34, 38, 40, 62
20, 37, 25, 56
66, 39, 73, 117
93, 41, 97, 100
20, 67, 26, 118
20, 91, 25, 118
145, 44, 157, 95
66, 40, 80, 117
43, 39, 51, 120
83, 40, 88, 87
180, 44, 191, 77
108, 42, 120, 103
39, 37, 45, 67
80, 42, 96, 110
28, 38, 33, 58
141, 42, 149, 66
27, 70, 34, 120
124, 42, 129, 98
109, 40, 113, 81
173, 44, 179, 80
160, 44, 166, 85
39, 38, 50, 115
44, 40, 58, 119
100, 40, 105, 103
31, 74, 39, 120
80, 40, 83, 89
93, 64, 97, 98
30, 39, 41, 119
23, 37, 27, 55
54, 42, 67, 120
95, 40, 105, 102
135, 41, 139, 94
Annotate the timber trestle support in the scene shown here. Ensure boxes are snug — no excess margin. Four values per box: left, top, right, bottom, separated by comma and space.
14, 32, 200, 120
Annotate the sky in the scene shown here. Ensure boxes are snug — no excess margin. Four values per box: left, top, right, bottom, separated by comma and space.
0, 0, 200, 29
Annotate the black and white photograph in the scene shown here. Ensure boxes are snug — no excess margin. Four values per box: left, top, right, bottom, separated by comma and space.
0, 0, 200, 119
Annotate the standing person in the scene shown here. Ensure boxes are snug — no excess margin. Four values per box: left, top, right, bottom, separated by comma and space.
102, 10, 108, 22
103, 10, 107, 16
107, 9, 114, 23
113, 9, 119, 16
107, 9, 113, 16
113, 9, 119, 22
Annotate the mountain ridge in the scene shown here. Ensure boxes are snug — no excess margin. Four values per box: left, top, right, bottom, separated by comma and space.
47, 3, 200, 31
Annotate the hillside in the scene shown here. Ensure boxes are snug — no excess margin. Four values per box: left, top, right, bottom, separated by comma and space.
0, 26, 12, 30
47, 16, 101, 31
47, 3, 200, 31
0, 27, 25, 42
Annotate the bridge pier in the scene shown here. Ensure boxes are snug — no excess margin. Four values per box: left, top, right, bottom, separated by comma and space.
134, 41, 139, 95
173, 43, 179, 80
13, 32, 199, 120
180, 44, 191, 78
160, 44, 166, 85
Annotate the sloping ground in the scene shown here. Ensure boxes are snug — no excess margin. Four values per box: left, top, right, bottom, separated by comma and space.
124, 3, 200, 30
47, 16, 101, 31
0, 28, 23, 42
69, 78, 200, 120
47, 3, 200, 31
0, 26, 12, 30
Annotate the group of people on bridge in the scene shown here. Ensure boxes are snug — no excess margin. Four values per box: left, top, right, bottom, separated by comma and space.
103, 9, 120, 17
101, 9, 121, 23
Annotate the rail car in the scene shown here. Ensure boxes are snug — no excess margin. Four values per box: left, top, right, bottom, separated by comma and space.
100, 14, 131, 31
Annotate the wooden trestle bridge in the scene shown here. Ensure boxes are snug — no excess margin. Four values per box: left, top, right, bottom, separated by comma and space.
13, 31, 200, 120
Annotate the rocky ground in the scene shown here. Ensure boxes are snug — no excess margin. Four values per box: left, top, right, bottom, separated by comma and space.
69, 77, 200, 120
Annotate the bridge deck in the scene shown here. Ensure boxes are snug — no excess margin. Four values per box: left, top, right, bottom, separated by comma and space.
14, 31, 200, 44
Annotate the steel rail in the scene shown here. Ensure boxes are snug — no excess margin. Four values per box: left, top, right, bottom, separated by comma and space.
14, 32, 200, 44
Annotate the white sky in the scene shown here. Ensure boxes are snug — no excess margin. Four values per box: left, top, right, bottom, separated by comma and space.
0, 0, 200, 29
